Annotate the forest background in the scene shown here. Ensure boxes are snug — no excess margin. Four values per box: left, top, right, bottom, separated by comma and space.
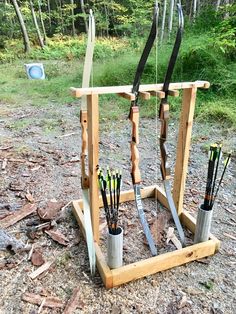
0, 0, 235, 129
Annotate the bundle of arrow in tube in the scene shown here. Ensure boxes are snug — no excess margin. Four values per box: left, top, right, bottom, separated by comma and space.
97, 167, 122, 235
203, 143, 231, 211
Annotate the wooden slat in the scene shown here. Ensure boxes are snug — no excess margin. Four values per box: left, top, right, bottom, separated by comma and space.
72, 201, 86, 238
150, 91, 165, 99
74, 186, 156, 209
168, 90, 179, 97
173, 87, 197, 215
95, 243, 113, 289
72, 201, 113, 288
139, 91, 151, 100
111, 240, 217, 287
117, 92, 135, 101
70, 81, 210, 98
87, 94, 100, 243
155, 186, 169, 208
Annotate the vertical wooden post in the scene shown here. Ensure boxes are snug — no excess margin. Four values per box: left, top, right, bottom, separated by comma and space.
173, 87, 197, 215
87, 94, 100, 243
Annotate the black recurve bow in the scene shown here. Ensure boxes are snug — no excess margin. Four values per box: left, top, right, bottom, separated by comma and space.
159, 2, 186, 246
129, 2, 159, 256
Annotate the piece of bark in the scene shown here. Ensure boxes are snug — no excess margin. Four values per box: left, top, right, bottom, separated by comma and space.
38, 200, 64, 221
31, 249, 45, 266
45, 229, 69, 246
0, 209, 12, 220
22, 292, 64, 308
0, 204, 37, 229
0, 229, 24, 251
29, 261, 53, 280
9, 180, 26, 191
166, 227, 182, 250
63, 287, 83, 314
150, 212, 168, 247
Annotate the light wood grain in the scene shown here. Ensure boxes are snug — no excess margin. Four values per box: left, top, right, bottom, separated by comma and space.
173, 87, 197, 214
87, 94, 100, 243
70, 81, 210, 98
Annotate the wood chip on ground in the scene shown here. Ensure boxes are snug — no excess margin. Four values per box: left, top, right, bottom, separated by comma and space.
22, 292, 64, 308
29, 261, 54, 280
45, 229, 69, 246
0, 203, 37, 229
63, 287, 83, 314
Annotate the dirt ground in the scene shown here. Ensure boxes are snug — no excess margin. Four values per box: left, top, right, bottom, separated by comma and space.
0, 98, 235, 314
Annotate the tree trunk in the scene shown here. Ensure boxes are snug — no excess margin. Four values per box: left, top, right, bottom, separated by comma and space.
38, 0, 47, 43
224, 0, 229, 18
70, 0, 76, 36
11, 0, 31, 53
168, 0, 175, 37
29, 0, 44, 48
80, 0, 88, 33
47, 0, 52, 32
160, 0, 167, 43
193, 0, 197, 20
104, 4, 109, 37
216, 0, 221, 11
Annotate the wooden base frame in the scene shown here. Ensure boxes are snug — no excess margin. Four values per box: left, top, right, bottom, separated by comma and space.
70, 81, 220, 288
72, 186, 220, 288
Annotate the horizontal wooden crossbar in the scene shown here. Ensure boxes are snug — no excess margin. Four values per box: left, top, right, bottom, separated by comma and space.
71, 81, 210, 98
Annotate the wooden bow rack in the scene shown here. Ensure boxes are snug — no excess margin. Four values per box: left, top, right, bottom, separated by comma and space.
70, 81, 220, 289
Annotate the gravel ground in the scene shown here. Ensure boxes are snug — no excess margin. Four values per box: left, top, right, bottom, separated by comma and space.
0, 100, 235, 314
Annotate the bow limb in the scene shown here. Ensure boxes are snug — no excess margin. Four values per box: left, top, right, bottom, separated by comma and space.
80, 10, 96, 275
81, 10, 95, 188
129, 3, 159, 256
159, 2, 185, 246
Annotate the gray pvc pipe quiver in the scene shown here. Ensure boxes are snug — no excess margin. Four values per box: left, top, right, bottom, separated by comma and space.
194, 205, 213, 243
107, 227, 123, 269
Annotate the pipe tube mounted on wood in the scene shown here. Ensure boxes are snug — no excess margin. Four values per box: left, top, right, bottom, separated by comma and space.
194, 205, 213, 243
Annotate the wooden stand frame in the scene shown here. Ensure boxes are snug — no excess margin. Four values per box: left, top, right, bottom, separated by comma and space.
70, 81, 220, 288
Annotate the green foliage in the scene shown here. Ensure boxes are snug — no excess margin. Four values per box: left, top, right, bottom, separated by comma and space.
0, 36, 130, 63
213, 4, 236, 58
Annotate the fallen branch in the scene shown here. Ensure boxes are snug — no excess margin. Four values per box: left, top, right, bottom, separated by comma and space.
0, 204, 37, 229
22, 292, 64, 308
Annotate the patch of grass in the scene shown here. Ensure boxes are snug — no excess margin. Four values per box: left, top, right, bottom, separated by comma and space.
196, 98, 236, 128
6, 118, 33, 131
0, 60, 80, 107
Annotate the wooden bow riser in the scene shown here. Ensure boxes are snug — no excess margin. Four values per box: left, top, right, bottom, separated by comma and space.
159, 102, 171, 181
80, 109, 89, 189
129, 106, 141, 184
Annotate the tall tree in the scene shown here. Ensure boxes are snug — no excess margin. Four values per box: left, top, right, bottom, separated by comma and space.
80, 0, 88, 33
11, 0, 30, 52
38, 0, 47, 41
70, 0, 76, 36
29, 0, 44, 48
161, 0, 167, 43
168, 0, 175, 37
216, 0, 221, 11
193, 0, 197, 20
